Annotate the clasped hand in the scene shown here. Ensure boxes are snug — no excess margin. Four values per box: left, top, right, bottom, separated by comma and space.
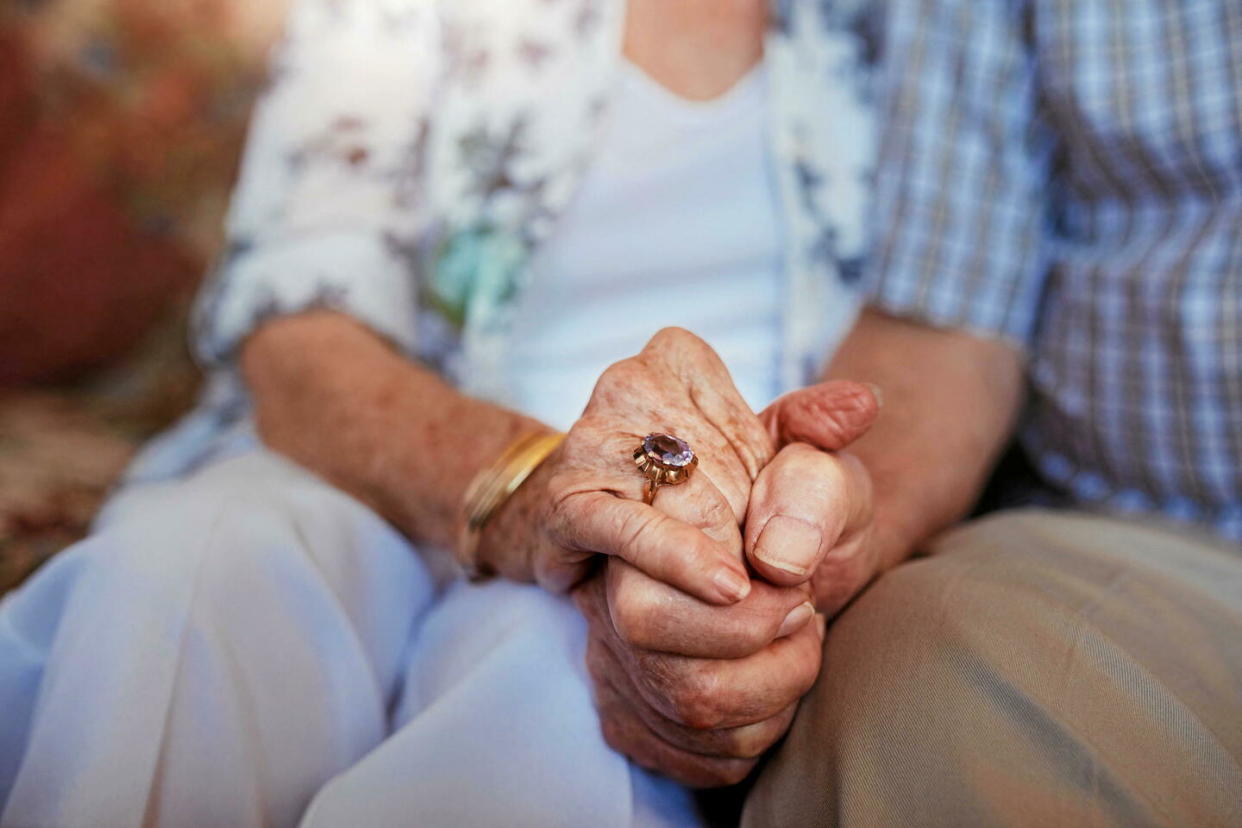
476, 328, 881, 786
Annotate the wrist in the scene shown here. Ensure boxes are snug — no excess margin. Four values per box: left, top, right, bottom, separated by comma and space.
380, 395, 548, 546
459, 431, 564, 581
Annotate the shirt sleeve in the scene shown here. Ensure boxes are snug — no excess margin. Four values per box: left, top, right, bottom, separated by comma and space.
862, 0, 1056, 349
192, 0, 441, 366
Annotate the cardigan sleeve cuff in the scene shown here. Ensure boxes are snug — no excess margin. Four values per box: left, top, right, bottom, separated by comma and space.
192, 230, 421, 367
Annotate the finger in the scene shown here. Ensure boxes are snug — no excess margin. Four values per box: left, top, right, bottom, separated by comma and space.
553, 491, 750, 604
626, 418, 763, 522
563, 424, 750, 535
744, 444, 872, 585
576, 579, 758, 786
591, 668, 759, 788
626, 615, 826, 730
613, 451, 745, 555
760, 380, 881, 451
587, 633, 799, 760
606, 558, 813, 658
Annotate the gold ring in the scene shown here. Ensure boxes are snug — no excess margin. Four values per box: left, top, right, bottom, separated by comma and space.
633, 433, 698, 505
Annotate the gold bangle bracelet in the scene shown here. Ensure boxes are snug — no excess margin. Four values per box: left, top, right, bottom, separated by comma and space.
456, 431, 566, 581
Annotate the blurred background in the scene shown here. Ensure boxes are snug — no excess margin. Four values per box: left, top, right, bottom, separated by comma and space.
0, 0, 290, 593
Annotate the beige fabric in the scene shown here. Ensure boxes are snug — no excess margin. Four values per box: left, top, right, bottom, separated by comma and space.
743, 509, 1242, 827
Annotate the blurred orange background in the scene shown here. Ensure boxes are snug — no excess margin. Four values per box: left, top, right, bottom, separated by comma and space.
1, 0, 289, 590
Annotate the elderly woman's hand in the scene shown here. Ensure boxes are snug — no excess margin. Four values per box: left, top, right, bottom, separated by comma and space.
476, 326, 775, 604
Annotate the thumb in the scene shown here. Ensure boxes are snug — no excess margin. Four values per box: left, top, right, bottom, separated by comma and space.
760, 381, 882, 451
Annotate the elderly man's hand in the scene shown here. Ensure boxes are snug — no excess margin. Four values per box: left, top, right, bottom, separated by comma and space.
750, 381, 883, 614
569, 374, 881, 786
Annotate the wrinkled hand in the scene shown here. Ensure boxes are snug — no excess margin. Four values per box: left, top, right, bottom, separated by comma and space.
568, 364, 882, 786
573, 563, 823, 786
478, 327, 774, 604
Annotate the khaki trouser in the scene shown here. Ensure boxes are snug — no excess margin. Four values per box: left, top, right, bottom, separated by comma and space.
743, 510, 1242, 827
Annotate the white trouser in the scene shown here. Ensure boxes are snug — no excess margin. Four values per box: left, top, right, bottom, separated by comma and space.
0, 448, 698, 827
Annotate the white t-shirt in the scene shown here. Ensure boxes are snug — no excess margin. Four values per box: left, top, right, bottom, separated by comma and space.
504, 61, 785, 430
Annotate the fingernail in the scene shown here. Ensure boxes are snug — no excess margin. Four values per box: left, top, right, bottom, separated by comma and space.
777, 601, 815, 638
713, 568, 751, 602
864, 382, 885, 408
755, 516, 822, 577
814, 613, 827, 640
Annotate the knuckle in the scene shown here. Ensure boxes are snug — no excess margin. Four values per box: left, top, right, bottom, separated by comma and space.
791, 450, 845, 493
591, 358, 655, 404
802, 446, 843, 477
780, 441, 824, 463
648, 326, 698, 349
665, 669, 726, 730
645, 327, 719, 368
596, 358, 635, 388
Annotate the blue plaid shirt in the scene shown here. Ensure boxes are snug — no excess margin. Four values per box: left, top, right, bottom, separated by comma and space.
863, 0, 1242, 541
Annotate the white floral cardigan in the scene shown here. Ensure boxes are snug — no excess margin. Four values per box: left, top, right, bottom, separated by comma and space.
132, 0, 876, 483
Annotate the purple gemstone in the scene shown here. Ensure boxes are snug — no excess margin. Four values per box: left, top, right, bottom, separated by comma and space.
643, 433, 694, 468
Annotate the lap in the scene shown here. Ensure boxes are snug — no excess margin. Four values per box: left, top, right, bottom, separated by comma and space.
2, 447, 697, 827
305, 578, 699, 827
1, 448, 436, 826
90, 447, 439, 700
744, 509, 1242, 827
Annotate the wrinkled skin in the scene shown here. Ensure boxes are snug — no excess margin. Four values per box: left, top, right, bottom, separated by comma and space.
482, 328, 883, 786
477, 327, 772, 603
